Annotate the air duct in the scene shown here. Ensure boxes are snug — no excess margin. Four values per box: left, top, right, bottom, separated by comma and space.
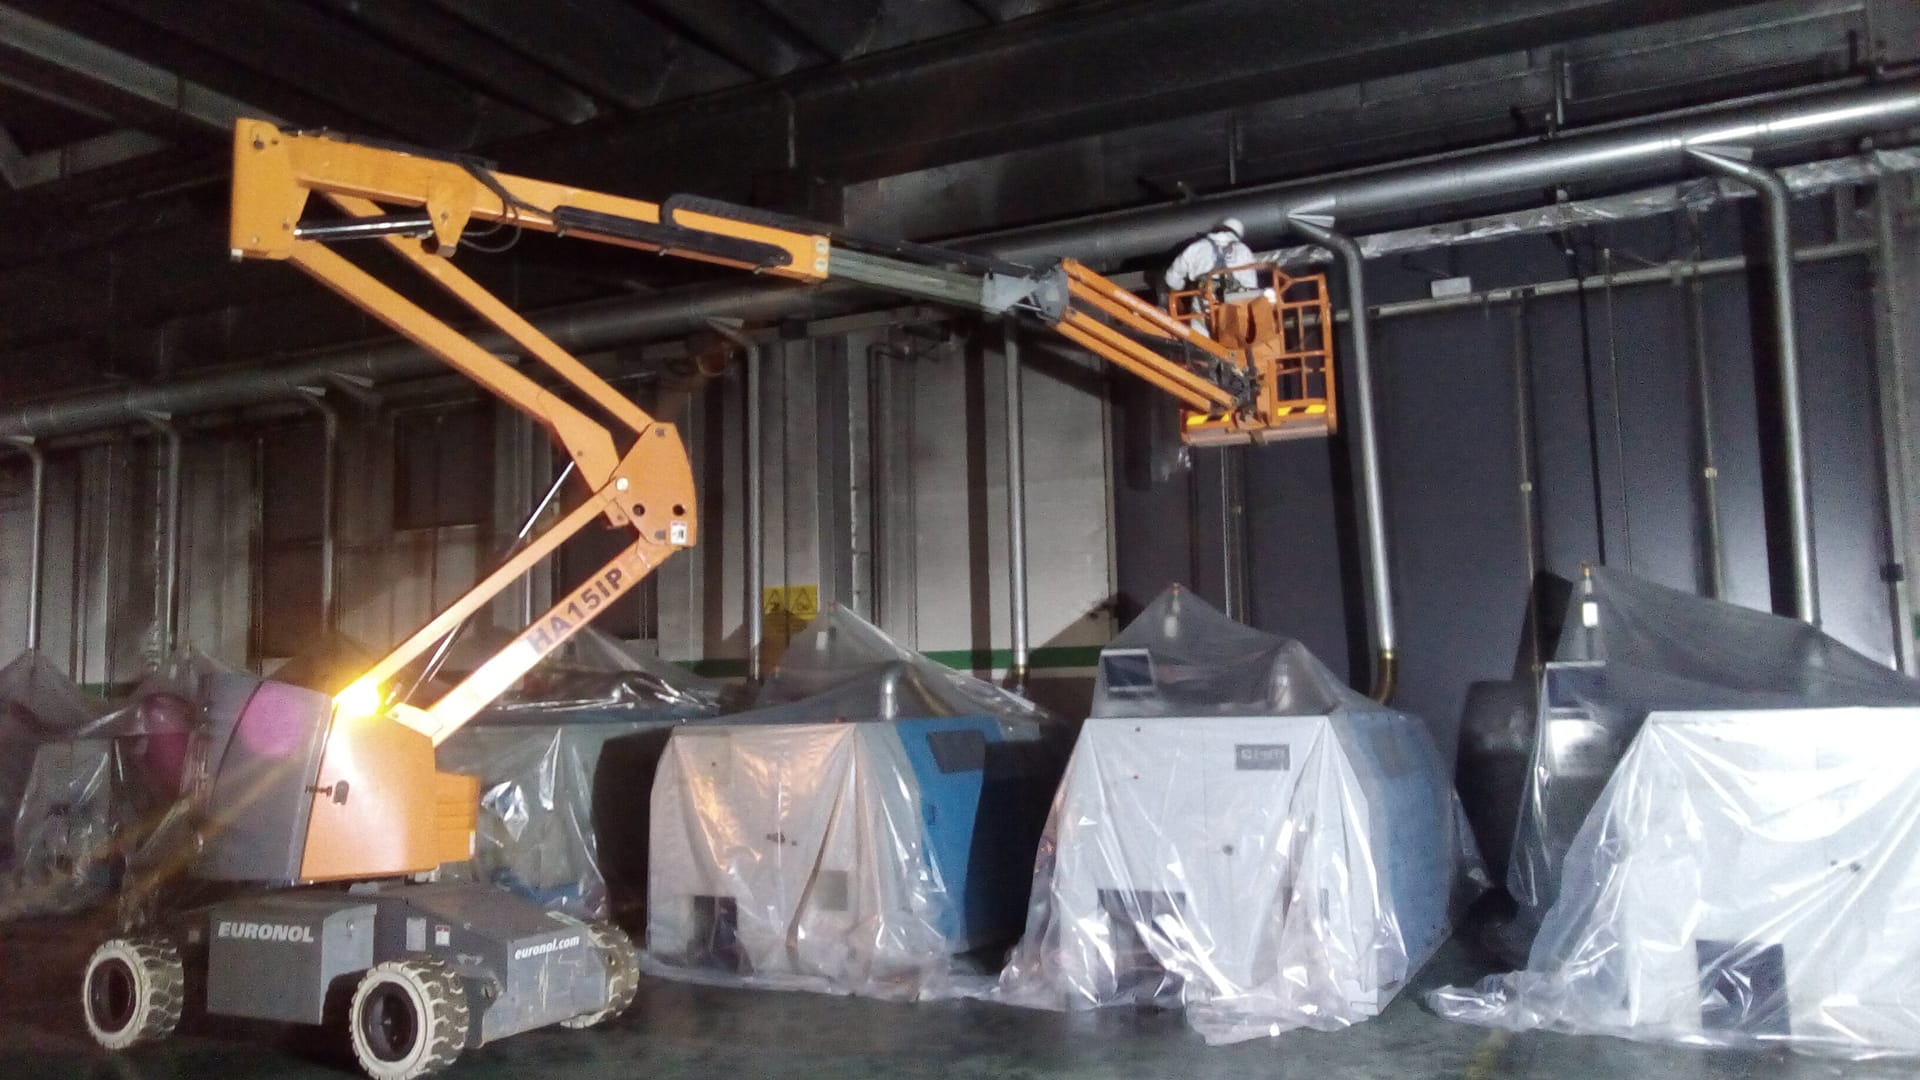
1686, 147, 1818, 626
3, 437, 45, 650
1285, 215, 1396, 702
3, 79, 1919, 440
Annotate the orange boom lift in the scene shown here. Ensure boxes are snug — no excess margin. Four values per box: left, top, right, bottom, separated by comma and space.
78, 121, 1336, 1079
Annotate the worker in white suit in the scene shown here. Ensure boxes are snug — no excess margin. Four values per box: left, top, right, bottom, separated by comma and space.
1164, 217, 1258, 294
1163, 218, 1259, 335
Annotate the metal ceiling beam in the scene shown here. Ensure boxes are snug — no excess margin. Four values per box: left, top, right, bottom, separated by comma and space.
88, 0, 536, 146
518, 0, 1790, 187
0, 125, 169, 189
640, 0, 823, 79
0, 2, 273, 133
954, 0, 1007, 26
429, 0, 745, 111
313, 0, 601, 127
746, 0, 883, 63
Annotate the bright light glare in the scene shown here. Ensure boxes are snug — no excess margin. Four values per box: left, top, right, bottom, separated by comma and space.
333, 678, 384, 724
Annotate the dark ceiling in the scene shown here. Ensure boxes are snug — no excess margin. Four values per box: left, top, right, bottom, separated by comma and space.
0, 0, 1912, 404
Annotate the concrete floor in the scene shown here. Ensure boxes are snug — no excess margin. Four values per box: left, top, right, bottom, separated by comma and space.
0, 917, 1902, 1080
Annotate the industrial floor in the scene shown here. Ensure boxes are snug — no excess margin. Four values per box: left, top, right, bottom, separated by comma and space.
0, 915, 1899, 1080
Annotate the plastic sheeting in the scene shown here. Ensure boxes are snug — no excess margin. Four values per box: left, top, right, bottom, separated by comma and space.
994, 588, 1480, 1042
1509, 570, 1920, 925
753, 605, 1060, 729
1429, 706, 1920, 1057
645, 605, 1065, 999
0, 651, 107, 867
0, 649, 229, 919
434, 629, 729, 924
1431, 570, 1920, 1056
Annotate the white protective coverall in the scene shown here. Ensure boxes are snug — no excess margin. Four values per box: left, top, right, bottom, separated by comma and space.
1164, 227, 1258, 294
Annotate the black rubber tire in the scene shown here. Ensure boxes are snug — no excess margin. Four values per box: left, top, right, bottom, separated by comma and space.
82, 936, 185, 1051
348, 957, 468, 1080
560, 921, 639, 1029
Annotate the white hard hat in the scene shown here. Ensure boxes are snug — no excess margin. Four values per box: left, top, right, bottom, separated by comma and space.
1218, 217, 1246, 238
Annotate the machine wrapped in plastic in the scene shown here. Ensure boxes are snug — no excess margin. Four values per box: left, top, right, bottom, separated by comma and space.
994, 587, 1479, 1043
0, 650, 222, 919
1506, 570, 1920, 927
1430, 572, 1920, 1057
645, 606, 1065, 999
0, 651, 108, 869
434, 630, 731, 924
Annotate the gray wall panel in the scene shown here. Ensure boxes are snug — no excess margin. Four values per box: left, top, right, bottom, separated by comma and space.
1372, 309, 1529, 734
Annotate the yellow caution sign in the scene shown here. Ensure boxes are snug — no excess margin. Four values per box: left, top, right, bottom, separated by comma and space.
759, 585, 821, 670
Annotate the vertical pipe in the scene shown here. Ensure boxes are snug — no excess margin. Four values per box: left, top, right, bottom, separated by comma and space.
1510, 306, 1545, 685
1218, 450, 1248, 623
1686, 147, 1818, 624
1286, 214, 1397, 701
746, 344, 766, 680
4, 438, 45, 651
141, 413, 183, 659
1002, 319, 1031, 690
1684, 276, 1728, 599
869, 341, 892, 630
297, 389, 340, 633
1873, 179, 1919, 674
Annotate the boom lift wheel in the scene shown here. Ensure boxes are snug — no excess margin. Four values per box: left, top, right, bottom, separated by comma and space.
561, 921, 640, 1029
82, 936, 185, 1050
349, 957, 469, 1080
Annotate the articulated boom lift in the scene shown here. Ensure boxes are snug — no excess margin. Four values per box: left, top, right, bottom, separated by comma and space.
78, 121, 1337, 1079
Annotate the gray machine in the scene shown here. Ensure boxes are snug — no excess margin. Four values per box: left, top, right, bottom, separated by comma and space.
80, 673, 638, 1080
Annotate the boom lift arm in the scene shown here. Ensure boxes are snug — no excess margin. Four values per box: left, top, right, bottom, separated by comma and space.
228, 120, 1333, 880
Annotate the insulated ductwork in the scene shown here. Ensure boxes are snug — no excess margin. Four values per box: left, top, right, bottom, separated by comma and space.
3, 79, 1919, 440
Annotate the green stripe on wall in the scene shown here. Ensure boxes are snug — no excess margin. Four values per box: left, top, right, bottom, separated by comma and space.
78, 644, 1108, 694
675, 643, 1105, 680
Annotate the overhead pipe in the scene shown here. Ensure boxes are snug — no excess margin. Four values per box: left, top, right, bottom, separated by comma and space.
1686, 146, 1818, 625
984, 79, 1920, 266
140, 412, 183, 658
746, 344, 766, 681
1002, 318, 1031, 690
3, 437, 45, 651
1365, 238, 1872, 320
3, 80, 1920, 443
1285, 215, 1396, 702
296, 387, 341, 633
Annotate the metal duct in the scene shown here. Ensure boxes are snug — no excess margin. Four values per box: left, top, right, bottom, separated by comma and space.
141, 413, 183, 657
5, 79, 1919, 440
1002, 318, 1030, 690
298, 388, 341, 632
746, 344, 766, 681
1687, 147, 1819, 625
981, 78, 1920, 266
1285, 215, 1397, 702
3, 437, 45, 650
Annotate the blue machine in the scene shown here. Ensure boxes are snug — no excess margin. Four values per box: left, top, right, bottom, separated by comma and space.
893, 716, 1055, 953
1337, 711, 1455, 974
648, 714, 1061, 989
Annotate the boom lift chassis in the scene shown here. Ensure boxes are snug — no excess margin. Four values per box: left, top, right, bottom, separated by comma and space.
77, 121, 1336, 1079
